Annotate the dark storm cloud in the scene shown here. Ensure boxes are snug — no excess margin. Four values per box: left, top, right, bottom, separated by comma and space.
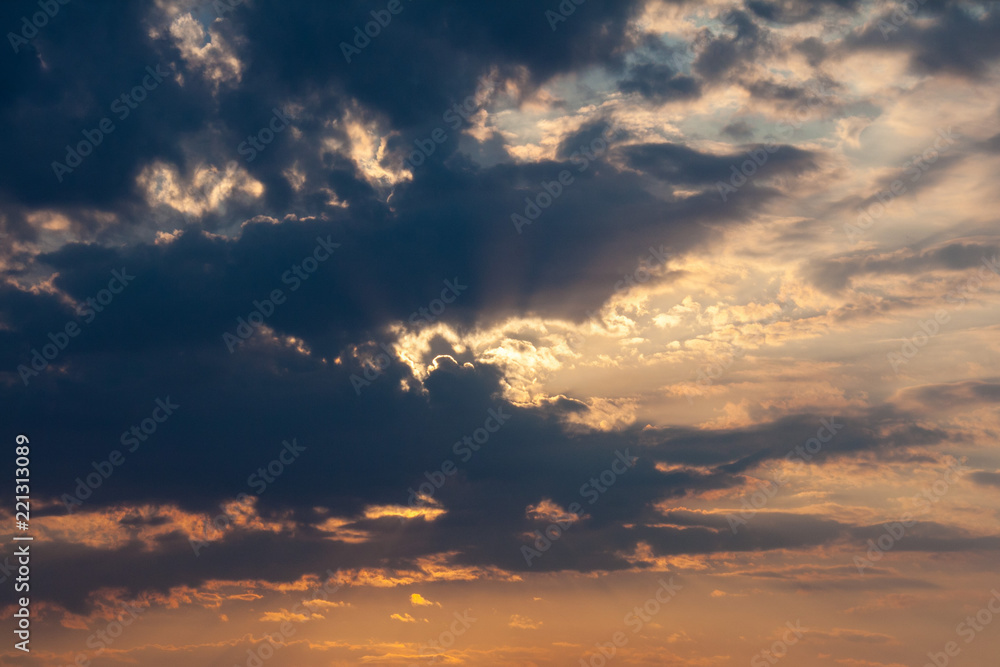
809, 242, 1000, 292
611, 30, 701, 103
721, 120, 755, 140
845, 3, 1000, 79
896, 381, 1000, 408
6, 0, 1000, 618
0, 0, 777, 325
6, 162, 742, 346
236, 0, 647, 128
647, 510, 849, 552
982, 131, 1000, 153
0, 232, 961, 608
856, 521, 1000, 553
28, 507, 845, 612
0, 0, 648, 233
642, 410, 951, 472
795, 37, 828, 67
11, 351, 716, 608
3, 236, 949, 530
693, 10, 769, 80
555, 118, 619, 160
745, 79, 821, 103
0, 2, 762, 604
618, 62, 700, 103
47, 491, 994, 612
745, 0, 861, 24
621, 142, 817, 185
10, 335, 960, 611
217, 0, 655, 217
0, 1, 240, 215
970, 471, 1000, 488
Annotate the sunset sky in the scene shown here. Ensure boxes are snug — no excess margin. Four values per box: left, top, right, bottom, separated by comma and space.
3, 0, 1000, 665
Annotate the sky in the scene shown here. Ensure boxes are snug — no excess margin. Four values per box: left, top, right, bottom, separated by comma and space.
2, 0, 1000, 665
